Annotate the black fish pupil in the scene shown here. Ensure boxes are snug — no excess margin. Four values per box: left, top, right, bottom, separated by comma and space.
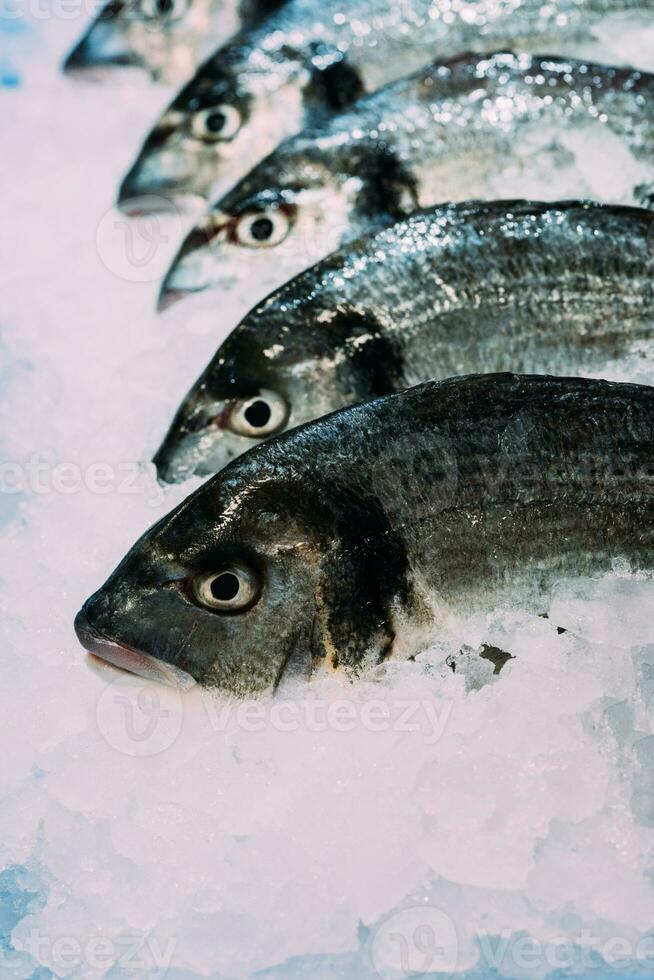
205, 111, 227, 133
211, 573, 240, 602
244, 400, 272, 428
157, 0, 174, 13
250, 217, 274, 241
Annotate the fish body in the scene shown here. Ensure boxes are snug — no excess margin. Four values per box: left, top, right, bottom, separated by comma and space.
119, 0, 654, 208
159, 50, 654, 311
76, 374, 654, 695
154, 200, 654, 482
63, 0, 287, 84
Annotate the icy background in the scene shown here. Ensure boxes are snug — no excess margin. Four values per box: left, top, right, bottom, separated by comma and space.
3, 5, 654, 978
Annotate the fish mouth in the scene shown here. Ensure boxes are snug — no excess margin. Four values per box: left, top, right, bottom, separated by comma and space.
63, 62, 126, 82
152, 442, 197, 484
116, 185, 206, 218
74, 608, 195, 690
157, 283, 196, 312
156, 222, 217, 310
63, 33, 143, 78
116, 186, 182, 216
156, 275, 211, 311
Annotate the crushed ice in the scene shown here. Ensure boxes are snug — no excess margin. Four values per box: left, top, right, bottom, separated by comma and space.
2, 6, 654, 978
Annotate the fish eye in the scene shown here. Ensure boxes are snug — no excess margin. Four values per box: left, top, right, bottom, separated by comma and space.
234, 208, 291, 248
139, 0, 188, 20
192, 563, 261, 612
192, 105, 241, 142
227, 390, 289, 438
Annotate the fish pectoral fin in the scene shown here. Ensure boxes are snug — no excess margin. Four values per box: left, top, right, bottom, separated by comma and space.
273, 631, 314, 692
332, 310, 405, 401
310, 592, 342, 674
352, 144, 419, 219
310, 612, 331, 669
305, 53, 365, 113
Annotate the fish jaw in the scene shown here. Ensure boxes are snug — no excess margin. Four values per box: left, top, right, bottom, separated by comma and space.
158, 239, 292, 314
153, 358, 347, 481
63, 15, 144, 78
117, 142, 211, 211
158, 175, 362, 311
153, 413, 247, 484
152, 385, 232, 484
157, 216, 220, 309
152, 437, 204, 484
119, 59, 307, 209
152, 364, 322, 482
117, 140, 236, 210
75, 485, 328, 696
74, 608, 196, 690
62, 0, 231, 83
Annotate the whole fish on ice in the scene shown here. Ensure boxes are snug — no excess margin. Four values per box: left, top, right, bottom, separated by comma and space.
118, 0, 654, 210
63, 0, 288, 84
154, 200, 654, 482
158, 51, 654, 313
76, 375, 654, 694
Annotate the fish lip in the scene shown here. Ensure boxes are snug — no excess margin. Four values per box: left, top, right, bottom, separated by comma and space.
74, 608, 196, 690
156, 235, 215, 310
157, 285, 194, 312
116, 185, 204, 217
152, 445, 195, 484
62, 40, 143, 77
62, 63, 119, 82
116, 190, 181, 217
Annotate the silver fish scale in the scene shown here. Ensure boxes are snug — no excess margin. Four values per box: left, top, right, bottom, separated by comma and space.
123, 0, 654, 207
154, 199, 654, 487
241, 374, 654, 608
249, 0, 651, 91
301, 52, 654, 204
289, 201, 654, 382
180, 51, 654, 321
80, 374, 654, 690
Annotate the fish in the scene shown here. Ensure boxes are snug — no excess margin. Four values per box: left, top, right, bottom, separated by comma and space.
75, 374, 654, 695
63, 0, 288, 85
153, 199, 654, 483
157, 51, 654, 313
117, 0, 654, 211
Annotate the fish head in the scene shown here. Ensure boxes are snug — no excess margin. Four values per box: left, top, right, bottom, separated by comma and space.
75, 461, 339, 694
157, 143, 365, 310
151, 319, 306, 482
153, 295, 395, 482
63, 0, 229, 84
117, 39, 307, 209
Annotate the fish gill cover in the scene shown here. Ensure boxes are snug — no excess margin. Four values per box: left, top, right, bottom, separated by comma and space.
3, 4, 654, 980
